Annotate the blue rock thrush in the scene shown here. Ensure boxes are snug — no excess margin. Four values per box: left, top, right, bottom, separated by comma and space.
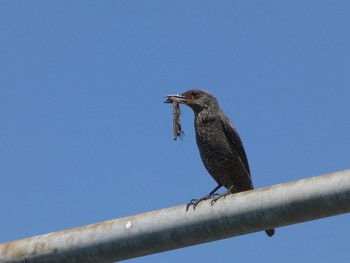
165, 89, 275, 237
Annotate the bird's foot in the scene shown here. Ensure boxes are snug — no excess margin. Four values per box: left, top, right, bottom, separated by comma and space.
186, 194, 211, 211
210, 192, 231, 205
210, 186, 234, 205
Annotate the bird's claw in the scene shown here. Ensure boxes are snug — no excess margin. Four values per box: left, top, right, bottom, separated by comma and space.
212, 193, 220, 198
210, 192, 231, 205
186, 195, 211, 211
211, 185, 234, 205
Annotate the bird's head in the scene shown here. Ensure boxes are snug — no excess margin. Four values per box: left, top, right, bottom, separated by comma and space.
165, 89, 218, 113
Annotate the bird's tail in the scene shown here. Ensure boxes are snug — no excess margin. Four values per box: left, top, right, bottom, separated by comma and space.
265, 229, 275, 237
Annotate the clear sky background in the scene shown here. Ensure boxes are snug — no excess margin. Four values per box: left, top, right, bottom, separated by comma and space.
1, 1, 349, 262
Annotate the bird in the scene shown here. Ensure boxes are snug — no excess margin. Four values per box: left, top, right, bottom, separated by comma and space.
165, 89, 275, 237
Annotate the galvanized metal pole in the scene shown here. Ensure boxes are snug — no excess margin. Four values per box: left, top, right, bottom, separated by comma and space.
1, 169, 350, 263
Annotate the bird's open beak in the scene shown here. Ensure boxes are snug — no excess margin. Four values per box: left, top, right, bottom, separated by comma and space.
164, 94, 188, 104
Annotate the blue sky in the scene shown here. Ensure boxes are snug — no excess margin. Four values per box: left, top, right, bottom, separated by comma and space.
1, 1, 349, 262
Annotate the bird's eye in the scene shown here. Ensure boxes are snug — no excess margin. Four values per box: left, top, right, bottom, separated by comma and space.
191, 91, 199, 98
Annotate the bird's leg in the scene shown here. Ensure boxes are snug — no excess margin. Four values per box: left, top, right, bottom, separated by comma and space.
211, 185, 234, 205
208, 184, 223, 197
186, 184, 222, 210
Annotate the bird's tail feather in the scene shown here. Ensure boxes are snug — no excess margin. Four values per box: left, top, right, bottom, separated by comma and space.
265, 229, 275, 237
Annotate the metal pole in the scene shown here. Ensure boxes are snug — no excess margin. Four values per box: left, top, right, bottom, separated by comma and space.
1, 169, 350, 263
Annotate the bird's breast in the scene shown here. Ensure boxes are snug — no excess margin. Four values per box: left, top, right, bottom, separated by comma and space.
194, 117, 231, 159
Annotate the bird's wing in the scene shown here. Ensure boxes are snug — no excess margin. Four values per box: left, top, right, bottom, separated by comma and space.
220, 117, 251, 175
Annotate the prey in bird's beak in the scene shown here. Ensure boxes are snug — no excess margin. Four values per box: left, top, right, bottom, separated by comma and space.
164, 94, 187, 104
164, 94, 185, 140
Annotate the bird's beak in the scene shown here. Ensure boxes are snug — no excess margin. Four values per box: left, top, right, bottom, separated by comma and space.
164, 94, 188, 104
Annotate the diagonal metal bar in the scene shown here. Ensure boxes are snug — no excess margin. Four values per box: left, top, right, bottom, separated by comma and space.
0, 169, 349, 263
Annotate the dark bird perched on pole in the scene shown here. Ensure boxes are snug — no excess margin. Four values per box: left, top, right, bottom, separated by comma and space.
165, 89, 275, 237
